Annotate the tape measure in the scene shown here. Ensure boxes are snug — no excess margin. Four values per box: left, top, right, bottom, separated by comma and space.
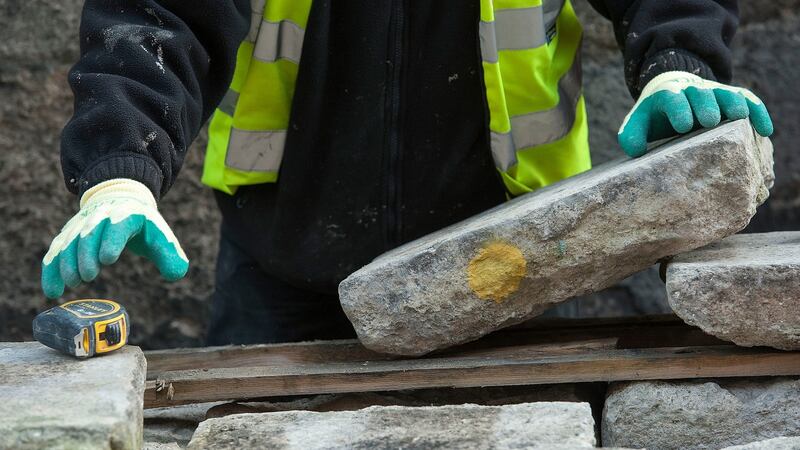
32, 299, 130, 358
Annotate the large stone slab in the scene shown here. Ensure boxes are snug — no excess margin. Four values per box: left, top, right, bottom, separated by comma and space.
602, 378, 800, 450
187, 402, 596, 449
666, 232, 800, 350
0, 342, 146, 450
340, 120, 774, 355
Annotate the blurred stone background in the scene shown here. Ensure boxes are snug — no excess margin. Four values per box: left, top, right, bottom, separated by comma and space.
1, 1, 797, 348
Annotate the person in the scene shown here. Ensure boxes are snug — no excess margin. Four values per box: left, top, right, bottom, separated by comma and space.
42, 0, 773, 345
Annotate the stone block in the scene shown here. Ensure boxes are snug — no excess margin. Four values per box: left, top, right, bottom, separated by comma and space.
0, 342, 146, 450
187, 402, 596, 450
602, 378, 800, 450
144, 444, 182, 450
144, 402, 225, 448
340, 120, 774, 355
666, 232, 800, 350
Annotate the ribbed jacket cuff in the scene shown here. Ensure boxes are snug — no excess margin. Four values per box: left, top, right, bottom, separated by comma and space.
76, 152, 164, 200
635, 49, 716, 98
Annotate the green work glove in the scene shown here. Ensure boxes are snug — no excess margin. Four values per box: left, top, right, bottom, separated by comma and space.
618, 71, 774, 157
42, 178, 189, 299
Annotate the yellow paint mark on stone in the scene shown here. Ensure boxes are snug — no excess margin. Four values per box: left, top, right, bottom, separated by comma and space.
467, 241, 527, 303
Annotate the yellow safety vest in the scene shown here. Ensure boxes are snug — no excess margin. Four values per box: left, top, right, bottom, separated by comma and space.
203, 0, 590, 197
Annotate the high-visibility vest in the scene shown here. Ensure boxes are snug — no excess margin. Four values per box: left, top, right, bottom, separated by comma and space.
203, 0, 590, 197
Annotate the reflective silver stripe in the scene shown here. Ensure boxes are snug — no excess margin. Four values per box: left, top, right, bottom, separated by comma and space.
246, 0, 266, 43
253, 19, 305, 63
543, 0, 565, 32
490, 49, 582, 170
511, 51, 582, 150
225, 128, 286, 172
217, 89, 239, 117
479, 21, 499, 64
494, 7, 546, 51
491, 130, 517, 171
480, 0, 564, 63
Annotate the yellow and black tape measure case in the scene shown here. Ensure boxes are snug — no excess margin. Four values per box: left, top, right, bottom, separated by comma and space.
32, 299, 129, 358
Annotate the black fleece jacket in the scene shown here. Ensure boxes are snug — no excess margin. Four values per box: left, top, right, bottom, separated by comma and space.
60, 0, 740, 292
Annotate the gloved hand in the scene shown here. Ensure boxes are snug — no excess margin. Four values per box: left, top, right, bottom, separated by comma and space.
618, 71, 773, 158
42, 178, 189, 299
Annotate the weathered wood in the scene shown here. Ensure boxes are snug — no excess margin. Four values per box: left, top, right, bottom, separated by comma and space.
146, 345, 800, 409
144, 318, 800, 409
145, 315, 705, 376
146, 341, 393, 376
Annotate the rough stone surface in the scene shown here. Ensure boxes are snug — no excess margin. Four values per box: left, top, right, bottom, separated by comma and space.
722, 437, 800, 450
341, 121, 774, 355
144, 444, 182, 450
2, 1, 798, 347
602, 378, 800, 450
144, 420, 196, 449
667, 232, 800, 350
0, 342, 147, 450
144, 402, 225, 448
187, 402, 595, 450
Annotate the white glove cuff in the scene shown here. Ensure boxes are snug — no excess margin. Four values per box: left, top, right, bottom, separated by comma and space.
80, 178, 158, 210
639, 71, 704, 98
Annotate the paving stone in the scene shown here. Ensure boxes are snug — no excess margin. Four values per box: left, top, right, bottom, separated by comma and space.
0, 342, 146, 450
143, 420, 195, 449
602, 378, 800, 450
666, 232, 800, 350
144, 402, 224, 448
187, 402, 596, 450
340, 120, 774, 355
722, 437, 800, 450
145, 385, 605, 448
144, 443, 182, 450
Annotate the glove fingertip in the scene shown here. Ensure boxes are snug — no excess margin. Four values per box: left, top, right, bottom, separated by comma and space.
98, 247, 123, 266
698, 115, 721, 129
684, 87, 721, 128
695, 108, 722, 129
43, 287, 64, 301
619, 133, 648, 158
747, 100, 775, 137
618, 116, 650, 158
673, 118, 695, 134
714, 88, 749, 120
41, 260, 65, 299
78, 262, 100, 283
754, 118, 774, 137
160, 257, 189, 282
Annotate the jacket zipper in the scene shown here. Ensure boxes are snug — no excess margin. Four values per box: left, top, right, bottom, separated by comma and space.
384, 0, 405, 249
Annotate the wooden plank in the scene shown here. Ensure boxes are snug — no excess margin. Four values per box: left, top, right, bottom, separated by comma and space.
144, 319, 800, 408
145, 316, 722, 377
146, 341, 394, 376
145, 344, 800, 408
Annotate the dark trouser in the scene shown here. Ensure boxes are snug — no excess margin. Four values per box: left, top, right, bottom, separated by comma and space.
206, 231, 357, 346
